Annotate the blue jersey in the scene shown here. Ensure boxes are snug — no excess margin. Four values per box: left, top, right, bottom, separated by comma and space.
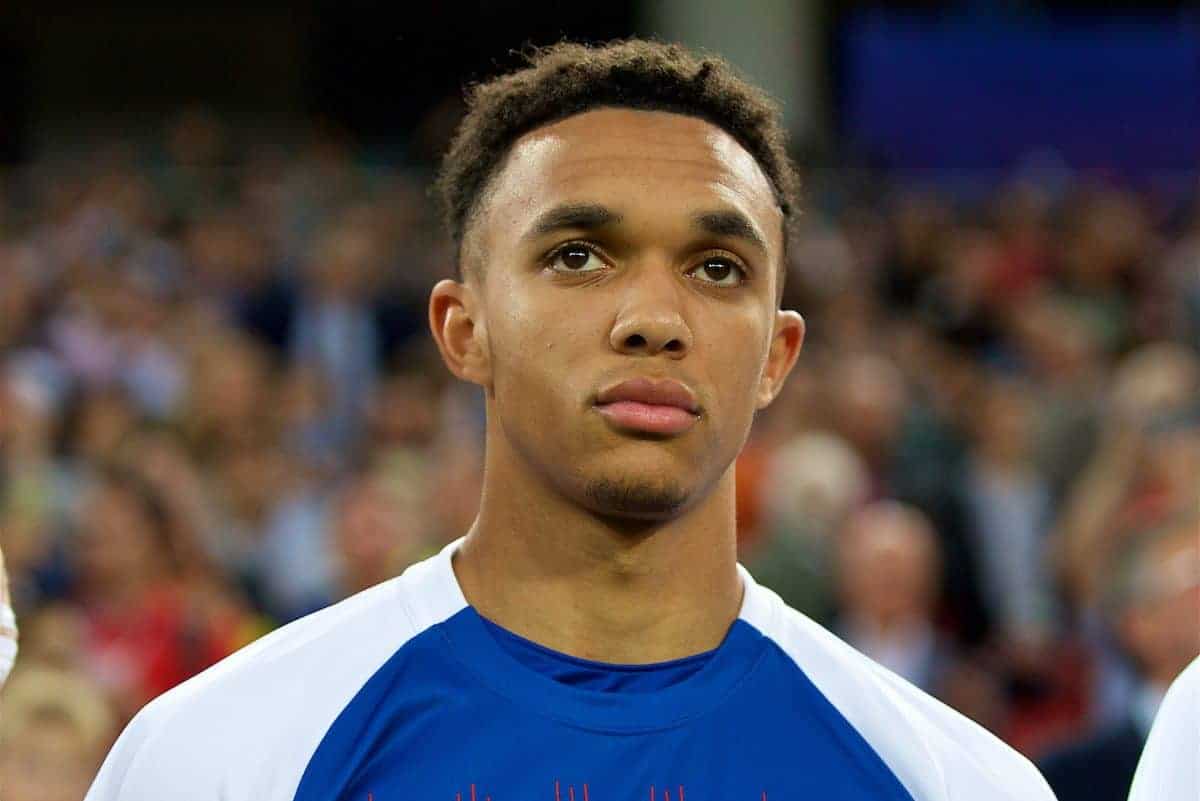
85, 539, 1054, 801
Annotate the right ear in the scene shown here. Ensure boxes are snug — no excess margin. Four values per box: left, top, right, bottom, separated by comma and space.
429, 279, 491, 389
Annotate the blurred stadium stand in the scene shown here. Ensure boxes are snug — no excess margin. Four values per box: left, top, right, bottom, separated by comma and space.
0, 3, 1196, 799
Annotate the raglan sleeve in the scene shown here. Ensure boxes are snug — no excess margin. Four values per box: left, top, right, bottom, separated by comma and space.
84, 693, 184, 801
1128, 657, 1200, 801
866, 659, 1060, 801
85, 695, 164, 796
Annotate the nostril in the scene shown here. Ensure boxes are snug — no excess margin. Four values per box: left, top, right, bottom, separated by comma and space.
625, 334, 647, 348
664, 339, 684, 353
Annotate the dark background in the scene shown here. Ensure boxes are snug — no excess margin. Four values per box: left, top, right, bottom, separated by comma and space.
2, 2, 1196, 171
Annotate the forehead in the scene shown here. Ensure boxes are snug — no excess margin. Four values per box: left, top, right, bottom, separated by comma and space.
475, 108, 781, 247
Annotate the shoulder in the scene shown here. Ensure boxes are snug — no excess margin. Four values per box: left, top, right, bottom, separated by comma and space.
1128, 656, 1200, 801
86, 544, 466, 801
1150, 655, 1200, 746
736, 566, 1056, 801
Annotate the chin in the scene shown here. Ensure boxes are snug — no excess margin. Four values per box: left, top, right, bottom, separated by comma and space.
582, 475, 693, 522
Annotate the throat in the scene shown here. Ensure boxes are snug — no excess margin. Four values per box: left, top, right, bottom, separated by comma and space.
450, 525, 742, 665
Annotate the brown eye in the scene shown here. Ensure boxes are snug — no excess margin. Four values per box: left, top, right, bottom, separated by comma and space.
690, 258, 744, 287
548, 243, 603, 273
560, 247, 591, 269
701, 260, 731, 282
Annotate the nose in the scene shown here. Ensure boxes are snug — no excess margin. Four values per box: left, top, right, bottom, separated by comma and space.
609, 271, 694, 359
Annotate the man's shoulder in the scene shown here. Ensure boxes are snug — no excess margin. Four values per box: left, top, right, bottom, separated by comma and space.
152, 555, 442, 713
86, 548, 463, 801
1128, 656, 1200, 801
738, 568, 1056, 801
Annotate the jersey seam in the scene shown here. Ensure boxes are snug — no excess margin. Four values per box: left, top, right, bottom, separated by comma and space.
433, 619, 773, 736
740, 620, 923, 801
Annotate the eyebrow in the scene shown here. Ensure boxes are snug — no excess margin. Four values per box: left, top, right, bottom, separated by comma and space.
524, 203, 622, 241
521, 202, 770, 256
692, 209, 769, 255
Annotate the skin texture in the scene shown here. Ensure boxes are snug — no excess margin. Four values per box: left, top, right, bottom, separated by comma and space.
1121, 524, 1200, 688
429, 108, 805, 663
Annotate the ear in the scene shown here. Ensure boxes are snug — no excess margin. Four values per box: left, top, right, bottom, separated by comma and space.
429, 279, 491, 388
756, 309, 805, 410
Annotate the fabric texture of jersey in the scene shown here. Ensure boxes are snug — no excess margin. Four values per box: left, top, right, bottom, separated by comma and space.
1127, 655, 1199, 801
85, 538, 1056, 801
478, 612, 718, 693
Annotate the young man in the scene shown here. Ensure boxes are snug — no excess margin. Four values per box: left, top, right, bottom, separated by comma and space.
85, 40, 1054, 801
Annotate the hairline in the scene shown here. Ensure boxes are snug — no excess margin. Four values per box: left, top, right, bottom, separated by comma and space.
456, 104, 791, 302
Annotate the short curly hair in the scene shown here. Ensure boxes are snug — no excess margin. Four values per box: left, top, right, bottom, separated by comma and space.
435, 38, 800, 282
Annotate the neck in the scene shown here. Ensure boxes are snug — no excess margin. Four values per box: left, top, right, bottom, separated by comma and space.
451, 430, 743, 665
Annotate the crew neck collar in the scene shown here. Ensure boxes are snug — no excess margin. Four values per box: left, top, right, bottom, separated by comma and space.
423, 538, 772, 734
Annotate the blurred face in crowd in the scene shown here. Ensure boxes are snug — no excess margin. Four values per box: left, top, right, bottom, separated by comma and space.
75, 390, 137, 464
367, 373, 439, 446
0, 712, 101, 801
334, 478, 421, 591
307, 224, 381, 301
838, 503, 941, 629
1144, 422, 1200, 501
185, 214, 269, 292
218, 445, 290, 523
0, 251, 38, 349
1121, 524, 1200, 686
829, 353, 907, 462
191, 336, 270, 436
78, 481, 163, 591
973, 381, 1034, 466
432, 109, 804, 521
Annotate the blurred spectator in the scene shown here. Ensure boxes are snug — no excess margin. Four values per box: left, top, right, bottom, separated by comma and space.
183, 330, 275, 463
1040, 516, 1200, 801
1055, 188, 1149, 356
330, 472, 427, 600
834, 501, 955, 696
879, 192, 950, 312
1162, 205, 1200, 350
0, 664, 116, 801
10, 603, 87, 671
291, 218, 387, 455
964, 377, 1055, 645
917, 227, 1002, 353
1056, 343, 1200, 611
746, 430, 870, 621
73, 466, 249, 722
825, 352, 908, 490
0, 106, 1195, 798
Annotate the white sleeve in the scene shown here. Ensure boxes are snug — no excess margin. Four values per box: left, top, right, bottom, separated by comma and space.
738, 573, 1058, 801
83, 695, 174, 801
1128, 657, 1200, 801
865, 659, 1059, 801
83, 558, 457, 801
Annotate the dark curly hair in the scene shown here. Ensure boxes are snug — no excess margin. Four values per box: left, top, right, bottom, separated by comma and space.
435, 38, 800, 280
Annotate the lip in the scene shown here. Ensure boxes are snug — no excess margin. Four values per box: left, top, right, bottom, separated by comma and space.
593, 378, 700, 435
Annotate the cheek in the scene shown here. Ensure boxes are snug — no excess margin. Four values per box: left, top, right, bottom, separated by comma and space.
697, 314, 769, 412
486, 289, 590, 416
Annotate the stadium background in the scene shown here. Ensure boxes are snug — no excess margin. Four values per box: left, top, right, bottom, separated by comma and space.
0, 2, 1197, 799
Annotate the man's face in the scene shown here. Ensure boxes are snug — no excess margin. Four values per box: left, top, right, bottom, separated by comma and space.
446, 108, 802, 521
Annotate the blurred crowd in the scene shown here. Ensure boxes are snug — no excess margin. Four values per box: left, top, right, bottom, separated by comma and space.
0, 109, 1197, 801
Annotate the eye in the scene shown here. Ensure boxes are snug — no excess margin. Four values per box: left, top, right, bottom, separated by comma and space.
547, 242, 605, 273
688, 257, 746, 287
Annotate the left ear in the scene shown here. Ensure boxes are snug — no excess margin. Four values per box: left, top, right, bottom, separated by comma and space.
756, 309, 805, 409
